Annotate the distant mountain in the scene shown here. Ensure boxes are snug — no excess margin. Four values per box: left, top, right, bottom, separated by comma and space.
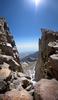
19, 51, 34, 59
21, 51, 38, 62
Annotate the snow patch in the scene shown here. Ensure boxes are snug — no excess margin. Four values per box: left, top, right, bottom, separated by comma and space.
6, 43, 12, 47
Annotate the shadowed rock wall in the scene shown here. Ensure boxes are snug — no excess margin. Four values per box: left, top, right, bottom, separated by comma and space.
35, 29, 58, 81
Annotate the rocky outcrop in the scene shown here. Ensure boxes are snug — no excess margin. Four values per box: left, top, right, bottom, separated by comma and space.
0, 17, 23, 72
0, 17, 34, 99
0, 17, 24, 94
34, 79, 58, 100
35, 29, 58, 81
0, 18, 34, 100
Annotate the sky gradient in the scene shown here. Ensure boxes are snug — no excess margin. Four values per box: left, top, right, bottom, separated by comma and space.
0, 0, 58, 53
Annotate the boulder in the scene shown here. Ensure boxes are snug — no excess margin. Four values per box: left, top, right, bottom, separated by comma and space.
48, 41, 58, 50
2, 43, 13, 56
0, 54, 22, 72
0, 67, 11, 80
49, 54, 58, 80
3, 89, 33, 100
34, 79, 58, 100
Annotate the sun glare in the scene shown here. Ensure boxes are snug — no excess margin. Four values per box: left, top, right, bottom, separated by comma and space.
34, 0, 41, 7
24, 0, 43, 9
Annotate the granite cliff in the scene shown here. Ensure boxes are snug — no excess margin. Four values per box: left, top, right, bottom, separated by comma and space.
0, 18, 33, 100
35, 29, 58, 81
0, 17, 23, 72
34, 29, 58, 100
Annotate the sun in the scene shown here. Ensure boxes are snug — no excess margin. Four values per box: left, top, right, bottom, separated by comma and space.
34, 0, 41, 7
25, 0, 43, 9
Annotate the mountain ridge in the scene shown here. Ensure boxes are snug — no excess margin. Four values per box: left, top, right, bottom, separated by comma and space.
21, 51, 38, 62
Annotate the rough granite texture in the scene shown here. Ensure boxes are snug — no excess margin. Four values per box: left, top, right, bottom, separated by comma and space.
0, 18, 33, 100
0, 17, 23, 72
35, 29, 58, 81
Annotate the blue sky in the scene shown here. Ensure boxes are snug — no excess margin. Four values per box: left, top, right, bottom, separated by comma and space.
0, 0, 58, 53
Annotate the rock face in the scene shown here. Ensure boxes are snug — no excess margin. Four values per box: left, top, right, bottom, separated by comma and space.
34, 79, 58, 100
0, 18, 34, 100
0, 17, 23, 72
35, 29, 58, 81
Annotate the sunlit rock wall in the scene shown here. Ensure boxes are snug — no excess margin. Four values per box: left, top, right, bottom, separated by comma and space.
0, 17, 23, 72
